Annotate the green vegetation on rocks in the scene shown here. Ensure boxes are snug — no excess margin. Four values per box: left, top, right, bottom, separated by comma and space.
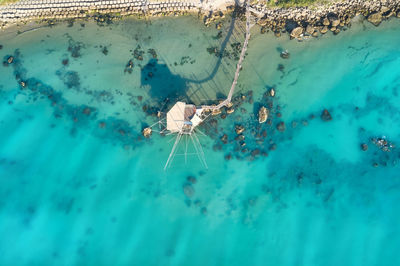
0, 0, 19, 6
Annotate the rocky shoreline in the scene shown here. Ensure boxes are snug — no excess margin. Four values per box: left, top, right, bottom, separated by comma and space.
0, 0, 399, 38
252, 0, 400, 39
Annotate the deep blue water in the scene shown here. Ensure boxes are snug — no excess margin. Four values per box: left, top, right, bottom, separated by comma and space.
0, 15, 400, 265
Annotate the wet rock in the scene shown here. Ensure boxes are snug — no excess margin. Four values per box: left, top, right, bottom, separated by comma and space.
212, 108, 221, 115
0, 44, 3, 49
7, 56, 14, 64
124, 60, 134, 73
270, 88, 275, 97
227, 108, 235, 114
331, 19, 340, 27
142, 127, 152, 138
321, 109, 332, 121
235, 134, 245, 141
290, 26, 303, 38
276, 122, 286, 132
280, 50, 290, 59
306, 25, 315, 35
258, 106, 269, 124
361, 143, 368, 151
235, 125, 245, 135
200, 207, 207, 215
312, 31, 319, 37
62, 59, 69, 66
368, 12, 383, 26
371, 137, 394, 152
320, 26, 328, 34
98, 122, 106, 128
183, 183, 195, 198
220, 134, 228, 144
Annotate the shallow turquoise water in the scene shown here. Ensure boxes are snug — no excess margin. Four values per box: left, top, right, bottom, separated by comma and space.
1, 16, 400, 265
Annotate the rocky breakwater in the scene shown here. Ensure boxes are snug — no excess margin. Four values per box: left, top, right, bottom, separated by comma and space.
0, 0, 200, 27
253, 0, 400, 39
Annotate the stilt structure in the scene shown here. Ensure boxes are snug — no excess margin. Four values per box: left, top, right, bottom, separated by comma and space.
145, 0, 254, 170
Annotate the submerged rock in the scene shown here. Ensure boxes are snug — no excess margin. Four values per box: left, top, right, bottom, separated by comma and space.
258, 106, 269, 123
361, 143, 368, 151
277, 122, 286, 132
321, 109, 332, 121
187, 176, 197, 184
280, 51, 290, 59
183, 183, 195, 198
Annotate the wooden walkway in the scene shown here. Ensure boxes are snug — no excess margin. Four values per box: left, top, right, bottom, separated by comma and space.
201, 0, 253, 111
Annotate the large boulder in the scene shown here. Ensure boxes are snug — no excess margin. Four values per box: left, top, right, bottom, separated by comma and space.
258, 106, 269, 124
320, 26, 328, 34
367, 12, 383, 26
331, 19, 340, 27
306, 25, 315, 35
290, 27, 304, 38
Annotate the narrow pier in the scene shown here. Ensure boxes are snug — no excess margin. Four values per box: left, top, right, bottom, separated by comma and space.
201, 0, 253, 111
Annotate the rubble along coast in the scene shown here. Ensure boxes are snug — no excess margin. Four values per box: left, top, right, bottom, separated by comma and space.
0, 0, 399, 37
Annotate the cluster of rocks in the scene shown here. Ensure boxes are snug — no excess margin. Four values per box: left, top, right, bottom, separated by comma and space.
371, 136, 394, 152
0, 0, 198, 27
253, 0, 400, 39
1, 0, 398, 34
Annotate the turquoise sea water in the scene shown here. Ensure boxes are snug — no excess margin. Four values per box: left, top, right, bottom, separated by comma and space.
1, 15, 400, 265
